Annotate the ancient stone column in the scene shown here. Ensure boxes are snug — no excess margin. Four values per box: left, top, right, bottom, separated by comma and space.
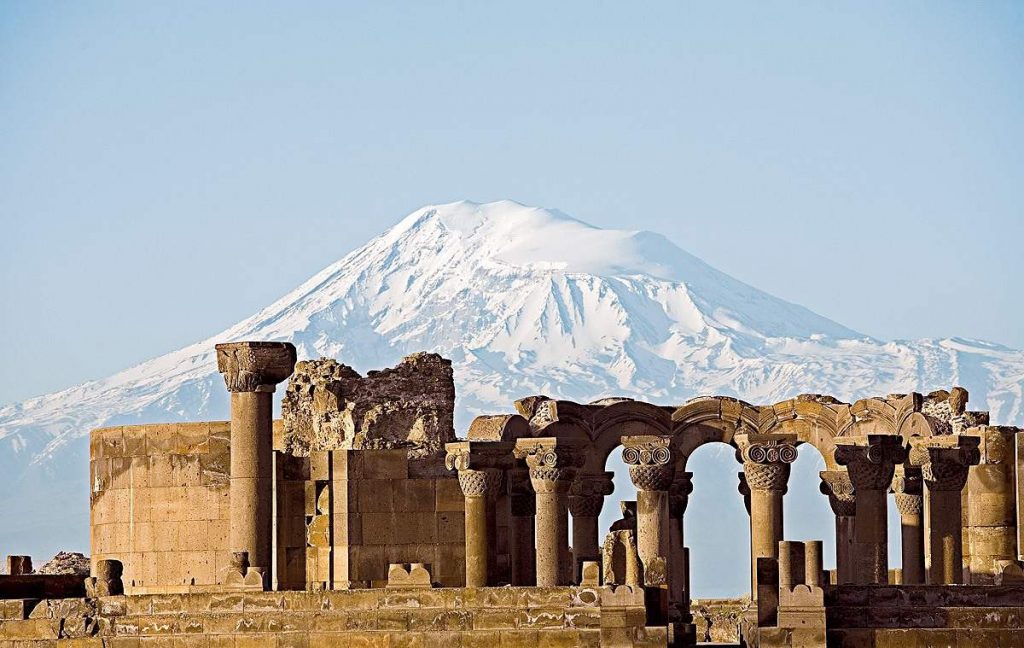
819, 470, 856, 584
891, 464, 925, 584
669, 471, 694, 625
736, 433, 797, 596
568, 471, 615, 581
445, 441, 513, 588
834, 435, 906, 584
964, 426, 1020, 584
911, 436, 980, 584
621, 437, 675, 584
508, 468, 537, 586
514, 438, 583, 586
215, 341, 297, 588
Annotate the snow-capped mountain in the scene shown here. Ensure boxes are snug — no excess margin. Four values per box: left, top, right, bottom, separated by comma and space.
2, 200, 1023, 556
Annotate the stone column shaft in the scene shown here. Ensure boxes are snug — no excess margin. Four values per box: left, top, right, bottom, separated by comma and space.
892, 465, 925, 584
820, 469, 857, 585
569, 471, 614, 580
835, 435, 906, 584
911, 437, 980, 585
464, 492, 489, 587
229, 391, 274, 573
446, 441, 512, 589
216, 341, 297, 588
738, 435, 797, 597
836, 516, 856, 584
510, 494, 536, 586
535, 490, 569, 586
925, 488, 964, 584
514, 438, 582, 587
669, 471, 693, 625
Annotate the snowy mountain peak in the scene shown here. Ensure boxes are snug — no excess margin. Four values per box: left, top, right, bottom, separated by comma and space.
2, 200, 1024, 556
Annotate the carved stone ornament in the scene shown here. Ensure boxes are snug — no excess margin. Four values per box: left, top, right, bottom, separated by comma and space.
909, 437, 980, 492
444, 441, 512, 498
819, 470, 856, 517
568, 471, 615, 517
834, 435, 907, 491
215, 341, 297, 393
513, 438, 584, 493
621, 436, 674, 492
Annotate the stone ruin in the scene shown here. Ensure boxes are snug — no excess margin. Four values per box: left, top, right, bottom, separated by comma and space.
280, 352, 455, 457
6, 340, 1024, 647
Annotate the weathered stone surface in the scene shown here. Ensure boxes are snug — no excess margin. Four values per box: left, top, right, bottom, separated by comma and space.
692, 598, 750, 644
282, 353, 455, 457
37, 551, 90, 576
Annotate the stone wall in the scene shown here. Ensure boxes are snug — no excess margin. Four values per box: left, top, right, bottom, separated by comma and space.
281, 353, 456, 457
90, 423, 231, 594
821, 584, 1024, 647
276, 448, 466, 590
0, 586, 667, 647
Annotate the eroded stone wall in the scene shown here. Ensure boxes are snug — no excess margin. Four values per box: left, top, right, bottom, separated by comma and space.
281, 353, 455, 457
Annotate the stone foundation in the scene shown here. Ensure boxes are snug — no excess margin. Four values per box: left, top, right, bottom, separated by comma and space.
0, 586, 666, 647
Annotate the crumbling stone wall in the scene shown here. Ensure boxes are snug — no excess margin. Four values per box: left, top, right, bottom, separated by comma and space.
282, 353, 456, 458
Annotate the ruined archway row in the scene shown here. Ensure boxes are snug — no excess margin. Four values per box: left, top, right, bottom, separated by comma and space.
467, 387, 987, 472
455, 385, 1001, 622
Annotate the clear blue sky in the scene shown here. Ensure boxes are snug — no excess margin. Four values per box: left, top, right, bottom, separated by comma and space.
2, 2, 1023, 403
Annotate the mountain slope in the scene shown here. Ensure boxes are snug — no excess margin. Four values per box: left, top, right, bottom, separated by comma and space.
2, 200, 1023, 555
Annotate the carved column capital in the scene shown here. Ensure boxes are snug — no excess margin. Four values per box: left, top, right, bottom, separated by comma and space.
894, 492, 923, 516
910, 437, 980, 492
445, 441, 514, 498
736, 434, 797, 493
834, 435, 907, 491
215, 341, 297, 393
819, 470, 856, 517
890, 464, 923, 496
569, 471, 615, 517
513, 437, 584, 493
669, 471, 694, 519
621, 436, 675, 492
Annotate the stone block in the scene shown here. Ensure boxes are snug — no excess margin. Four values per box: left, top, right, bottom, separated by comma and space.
123, 426, 148, 457
437, 512, 464, 544
360, 450, 410, 480
358, 480, 396, 513
386, 563, 432, 589
362, 512, 399, 544
393, 479, 437, 512
435, 479, 465, 512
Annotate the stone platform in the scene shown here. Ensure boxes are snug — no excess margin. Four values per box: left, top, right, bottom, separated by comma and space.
0, 585, 667, 647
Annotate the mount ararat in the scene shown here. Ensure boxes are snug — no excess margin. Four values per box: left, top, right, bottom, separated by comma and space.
2, 200, 1023, 558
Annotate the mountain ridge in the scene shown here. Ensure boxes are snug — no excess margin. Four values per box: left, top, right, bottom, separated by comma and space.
1, 200, 1023, 555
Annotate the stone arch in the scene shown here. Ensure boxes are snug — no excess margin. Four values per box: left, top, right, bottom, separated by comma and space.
670, 396, 757, 467
757, 396, 851, 470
